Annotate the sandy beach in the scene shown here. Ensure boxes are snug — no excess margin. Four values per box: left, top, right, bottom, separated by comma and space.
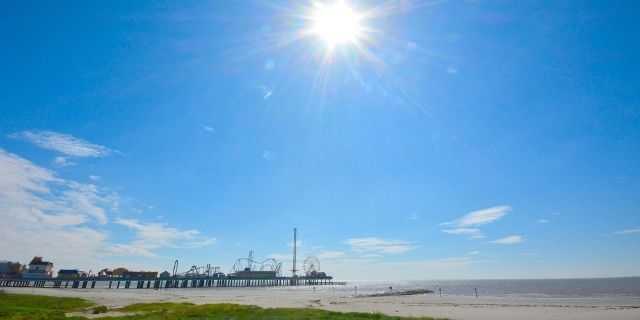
4, 286, 639, 320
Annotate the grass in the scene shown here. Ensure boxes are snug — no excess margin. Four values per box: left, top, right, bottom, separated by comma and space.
0, 293, 446, 320
0, 292, 92, 319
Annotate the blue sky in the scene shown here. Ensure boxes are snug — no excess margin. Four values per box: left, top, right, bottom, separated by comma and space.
1, 0, 639, 280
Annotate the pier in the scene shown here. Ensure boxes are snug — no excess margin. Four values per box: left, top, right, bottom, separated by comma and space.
0, 276, 345, 289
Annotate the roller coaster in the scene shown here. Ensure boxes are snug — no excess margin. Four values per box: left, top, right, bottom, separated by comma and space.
231, 257, 282, 276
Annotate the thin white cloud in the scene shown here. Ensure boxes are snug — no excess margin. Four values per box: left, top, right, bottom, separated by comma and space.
262, 150, 274, 160
442, 228, 484, 239
257, 85, 273, 100
202, 125, 215, 132
315, 250, 345, 259
404, 213, 420, 220
115, 218, 216, 250
343, 237, 417, 254
612, 228, 640, 235
537, 219, 550, 224
443, 206, 511, 227
10, 130, 112, 157
468, 251, 481, 255
89, 175, 100, 181
441, 206, 511, 239
446, 67, 458, 74
490, 235, 524, 245
53, 156, 74, 166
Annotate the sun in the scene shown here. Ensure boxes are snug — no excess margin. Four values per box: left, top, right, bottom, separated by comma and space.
310, 1, 362, 48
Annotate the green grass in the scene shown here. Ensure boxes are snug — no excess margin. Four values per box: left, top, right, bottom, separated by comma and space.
0, 292, 92, 319
0, 293, 446, 320
110, 302, 445, 320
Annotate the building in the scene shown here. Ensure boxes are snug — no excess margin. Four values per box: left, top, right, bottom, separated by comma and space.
57, 269, 87, 280
23, 257, 54, 279
123, 271, 158, 279
0, 261, 25, 278
159, 271, 171, 278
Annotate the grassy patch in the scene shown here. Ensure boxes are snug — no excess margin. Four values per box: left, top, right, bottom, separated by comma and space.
0, 293, 446, 320
93, 305, 108, 314
110, 302, 446, 320
0, 292, 92, 319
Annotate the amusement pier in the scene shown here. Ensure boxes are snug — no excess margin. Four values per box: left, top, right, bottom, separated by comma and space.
0, 228, 345, 289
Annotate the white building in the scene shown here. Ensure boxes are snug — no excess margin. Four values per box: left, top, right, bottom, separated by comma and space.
22, 256, 54, 279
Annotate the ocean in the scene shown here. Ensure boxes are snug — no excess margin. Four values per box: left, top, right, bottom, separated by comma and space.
278, 277, 640, 299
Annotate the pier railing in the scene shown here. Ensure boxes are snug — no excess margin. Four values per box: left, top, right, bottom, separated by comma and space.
0, 277, 346, 289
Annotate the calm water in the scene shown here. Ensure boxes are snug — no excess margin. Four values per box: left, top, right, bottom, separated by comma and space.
279, 277, 640, 299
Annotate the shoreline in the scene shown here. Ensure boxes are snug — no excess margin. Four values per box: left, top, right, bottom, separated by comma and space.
3, 287, 639, 320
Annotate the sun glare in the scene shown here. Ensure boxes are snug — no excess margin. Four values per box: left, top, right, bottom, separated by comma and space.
311, 1, 362, 48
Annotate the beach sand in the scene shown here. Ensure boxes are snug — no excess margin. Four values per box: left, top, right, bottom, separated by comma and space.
4, 286, 639, 320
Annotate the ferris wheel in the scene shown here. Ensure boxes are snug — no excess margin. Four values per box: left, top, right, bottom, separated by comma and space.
303, 256, 320, 276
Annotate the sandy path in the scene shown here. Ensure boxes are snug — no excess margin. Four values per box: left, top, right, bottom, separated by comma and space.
4, 287, 639, 320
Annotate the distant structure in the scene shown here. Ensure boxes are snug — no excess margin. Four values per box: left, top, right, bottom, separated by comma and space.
159, 271, 171, 278
23, 257, 53, 279
98, 268, 113, 277
123, 271, 158, 279
57, 269, 87, 280
112, 268, 128, 276
291, 228, 298, 277
0, 261, 25, 278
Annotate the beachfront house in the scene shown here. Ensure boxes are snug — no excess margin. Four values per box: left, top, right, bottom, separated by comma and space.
22, 256, 54, 279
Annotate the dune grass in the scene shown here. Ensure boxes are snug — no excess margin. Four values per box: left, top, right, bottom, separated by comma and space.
0, 292, 446, 320
0, 292, 92, 319
113, 302, 445, 319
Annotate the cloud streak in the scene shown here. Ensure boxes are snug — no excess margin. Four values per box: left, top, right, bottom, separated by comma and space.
490, 235, 524, 245
11, 130, 112, 157
441, 206, 511, 239
343, 237, 417, 254
612, 228, 640, 235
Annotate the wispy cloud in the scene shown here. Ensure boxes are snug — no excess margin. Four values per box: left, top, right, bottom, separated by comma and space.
536, 219, 550, 224
257, 85, 273, 100
442, 228, 484, 239
10, 130, 113, 157
53, 156, 74, 166
89, 175, 100, 181
441, 206, 511, 239
490, 235, 524, 245
443, 206, 511, 227
202, 125, 215, 132
612, 228, 640, 235
343, 237, 418, 254
316, 250, 345, 259
116, 218, 216, 251
404, 213, 420, 220
262, 150, 274, 160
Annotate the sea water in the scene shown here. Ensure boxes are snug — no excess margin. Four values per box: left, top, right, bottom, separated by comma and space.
278, 277, 640, 299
